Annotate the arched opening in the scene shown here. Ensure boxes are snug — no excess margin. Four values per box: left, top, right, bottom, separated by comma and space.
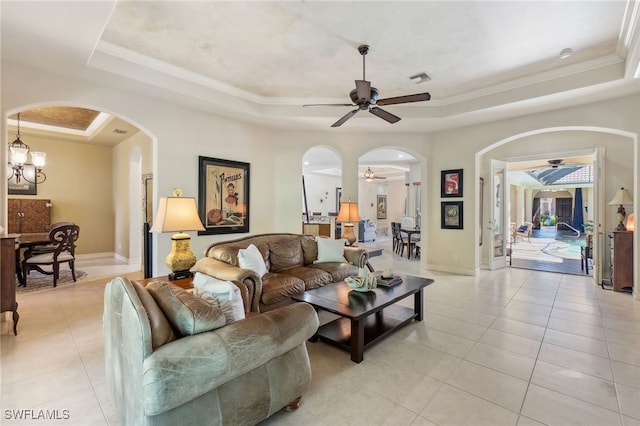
4, 104, 155, 277
478, 127, 636, 292
301, 146, 342, 238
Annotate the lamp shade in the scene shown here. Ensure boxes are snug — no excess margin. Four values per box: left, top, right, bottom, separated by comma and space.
336, 201, 361, 223
149, 196, 205, 233
608, 187, 633, 206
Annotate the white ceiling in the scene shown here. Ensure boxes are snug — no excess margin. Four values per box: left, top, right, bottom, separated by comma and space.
3, 1, 640, 135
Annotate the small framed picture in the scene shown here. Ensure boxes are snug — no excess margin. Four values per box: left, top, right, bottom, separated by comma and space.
441, 201, 463, 229
441, 169, 463, 198
376, 195, 387, 219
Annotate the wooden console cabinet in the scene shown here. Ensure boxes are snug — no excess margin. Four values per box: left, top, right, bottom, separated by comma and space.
610, 231, 633, 292
1, 234, 19, 335
8, 199, 51, 234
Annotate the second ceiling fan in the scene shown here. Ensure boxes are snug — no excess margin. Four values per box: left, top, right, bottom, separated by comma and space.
304, 45, 431, 127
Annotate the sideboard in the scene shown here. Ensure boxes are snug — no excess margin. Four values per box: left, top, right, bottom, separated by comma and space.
1, 234, 19, 335
8, 198, 52, 234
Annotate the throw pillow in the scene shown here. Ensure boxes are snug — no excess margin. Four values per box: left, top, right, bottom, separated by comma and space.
192, 272, 245, 323
237, 244, 268, 277
314, 237, 347, 263
147, 281, 226, 336
132, 281, 177, 349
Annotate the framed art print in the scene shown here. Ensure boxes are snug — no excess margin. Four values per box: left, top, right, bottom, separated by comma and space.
198, 156, 250, 235
7, 164, 37, 195
376, 195, 387, 219
441, 201, 463, 229
441, 169, 463, 198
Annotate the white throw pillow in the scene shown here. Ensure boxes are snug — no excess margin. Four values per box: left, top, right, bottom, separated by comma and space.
314, 237, 347, 263
192, 272, 245, 323
237, 244, 268, 277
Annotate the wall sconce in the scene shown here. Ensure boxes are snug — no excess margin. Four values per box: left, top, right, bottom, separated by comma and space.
608, 187, 633, 231
337, 199, 361, 246
149, 188, 205, 280
7, 113, 47, 184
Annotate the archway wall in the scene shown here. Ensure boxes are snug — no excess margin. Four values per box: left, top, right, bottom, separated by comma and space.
428, 94, 640, 277
1, 62, 281, 275
274, 131, 430, 245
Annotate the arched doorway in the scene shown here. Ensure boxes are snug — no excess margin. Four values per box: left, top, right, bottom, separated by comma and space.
478, 127, 637, 290
4, 105, 154, 272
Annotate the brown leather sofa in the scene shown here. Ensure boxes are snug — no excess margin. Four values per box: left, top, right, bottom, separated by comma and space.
192, 233, 368, 312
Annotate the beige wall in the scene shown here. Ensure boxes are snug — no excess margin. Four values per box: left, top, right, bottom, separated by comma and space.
7, 133, 113, 255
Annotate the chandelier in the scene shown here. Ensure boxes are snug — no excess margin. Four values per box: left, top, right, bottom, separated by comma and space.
7, 113, 47, 184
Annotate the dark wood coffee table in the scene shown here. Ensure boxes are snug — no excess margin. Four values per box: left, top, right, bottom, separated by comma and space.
292, 274, 434, 363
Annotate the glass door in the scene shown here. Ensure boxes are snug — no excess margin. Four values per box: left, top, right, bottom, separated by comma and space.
489, 159, 508, 270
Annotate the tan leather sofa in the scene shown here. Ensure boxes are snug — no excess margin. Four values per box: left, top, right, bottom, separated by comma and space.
104, 276, 319, 426
192, 233, 368, 312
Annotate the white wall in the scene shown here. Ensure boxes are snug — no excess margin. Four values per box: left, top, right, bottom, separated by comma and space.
302, 174, 341, 216
3, 59, 639, 295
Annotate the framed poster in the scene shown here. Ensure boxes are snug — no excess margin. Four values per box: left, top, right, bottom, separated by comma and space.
7, 164, 37, 195
441, 201, 463, 229
377, 195, 387, 219
198, 156, 250, 235
441, 169, 463, 198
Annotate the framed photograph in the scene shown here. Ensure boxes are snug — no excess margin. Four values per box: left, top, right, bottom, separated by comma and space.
7, 164, 37, 195
377, 195, 387, 219
441, 169, 463, 198
335, 187, 343, 212
441, 201, 463, 229
198, 156, 250, 235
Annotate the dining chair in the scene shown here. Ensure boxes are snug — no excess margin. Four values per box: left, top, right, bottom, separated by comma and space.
22, 223, 80, 287
394, 226, 409, 257
27, 221, 76, 256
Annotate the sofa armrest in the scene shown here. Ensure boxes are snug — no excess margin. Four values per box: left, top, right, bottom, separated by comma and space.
192, 257, 260, 312
141, 302, 319, 416
344, 246, 368, 268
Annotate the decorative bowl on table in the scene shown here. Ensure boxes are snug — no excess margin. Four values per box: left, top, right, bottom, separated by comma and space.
345, 268, 377, 292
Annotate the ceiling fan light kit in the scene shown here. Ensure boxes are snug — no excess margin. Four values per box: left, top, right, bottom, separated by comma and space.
304, 44, 431, 127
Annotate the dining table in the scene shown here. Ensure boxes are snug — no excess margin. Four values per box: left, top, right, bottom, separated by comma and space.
401, 228, 421, 259
14, 233, 52, 286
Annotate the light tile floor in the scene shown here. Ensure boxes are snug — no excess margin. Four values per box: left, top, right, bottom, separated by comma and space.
1, 241, 639, 426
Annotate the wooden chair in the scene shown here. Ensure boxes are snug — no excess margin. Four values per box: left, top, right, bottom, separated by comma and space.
393, 224, 409, 257
22, 223, 80, 287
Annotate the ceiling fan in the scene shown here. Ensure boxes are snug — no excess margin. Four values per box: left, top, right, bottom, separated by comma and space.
363, 167, 387, 181
303, 45, 431, 127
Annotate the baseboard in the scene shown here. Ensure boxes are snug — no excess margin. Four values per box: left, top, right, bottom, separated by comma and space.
75, 252, 116, 260
426, 263, 477, 276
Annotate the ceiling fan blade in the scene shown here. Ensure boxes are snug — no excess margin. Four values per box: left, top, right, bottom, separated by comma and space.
303, 103, 355, 107
331, 109, 359, 127
355, 80, 371, 102
369, 107, 401, 124
376, 92, 431, 106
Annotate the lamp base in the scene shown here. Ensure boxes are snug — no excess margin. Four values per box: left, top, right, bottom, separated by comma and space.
342, 223, 357, 246
168, 270, 194, 281
166, 232, 197, 279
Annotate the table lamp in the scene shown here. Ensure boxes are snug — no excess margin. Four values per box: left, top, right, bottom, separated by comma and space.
337, 199, 361, 245
150, 188, 205, 280
608, 187, 633, 231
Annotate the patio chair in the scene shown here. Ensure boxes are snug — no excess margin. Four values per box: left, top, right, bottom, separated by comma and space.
515, 222, 533, 243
